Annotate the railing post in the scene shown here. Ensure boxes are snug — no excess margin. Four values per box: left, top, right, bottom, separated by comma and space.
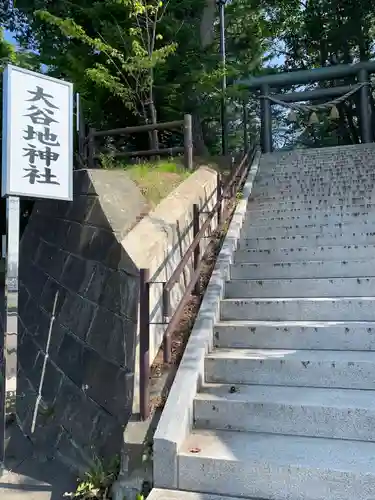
184, 114, 193, 171
139, 268, 150, 420
193, 203, 201, 295
230, 158, 236, 198
243, 100, 248, 154
87, 127, 96, 169
162, 285, 172, 363
217, 172, 222, 227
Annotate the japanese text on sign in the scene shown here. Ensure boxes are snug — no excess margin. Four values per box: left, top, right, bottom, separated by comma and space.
23, 86, 61, 186
2, 65, 73, 200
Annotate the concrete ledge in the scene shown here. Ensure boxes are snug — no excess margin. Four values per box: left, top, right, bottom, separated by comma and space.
152, 151, 261, 489
122, 166, 219, 414
148, 488, 248, 500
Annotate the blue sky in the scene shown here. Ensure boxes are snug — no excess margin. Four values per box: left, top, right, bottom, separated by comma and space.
4, 30, 16, 45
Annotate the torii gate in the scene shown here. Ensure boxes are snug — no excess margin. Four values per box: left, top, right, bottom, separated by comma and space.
237, 61, 375, 153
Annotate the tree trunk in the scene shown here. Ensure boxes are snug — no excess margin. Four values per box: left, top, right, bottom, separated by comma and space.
148, 70, 159, 151
200, 0, 216, 48
192, 111, 209, 156
188, 0, 217, 156
337, 104, 352, 144
141, 102, 154, 152
148, 98, 159, 151
343, 101, 360, 144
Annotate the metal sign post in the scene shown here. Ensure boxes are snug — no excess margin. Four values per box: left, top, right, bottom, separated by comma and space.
1, 64, 73, 472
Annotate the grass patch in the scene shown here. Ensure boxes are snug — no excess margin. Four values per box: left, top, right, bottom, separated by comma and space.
100, 155, 191, 208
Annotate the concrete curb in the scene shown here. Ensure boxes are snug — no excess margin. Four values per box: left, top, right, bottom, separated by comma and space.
152, 151, 261, 489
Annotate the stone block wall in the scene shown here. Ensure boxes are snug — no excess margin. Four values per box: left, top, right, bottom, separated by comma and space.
16, 169, 147, 471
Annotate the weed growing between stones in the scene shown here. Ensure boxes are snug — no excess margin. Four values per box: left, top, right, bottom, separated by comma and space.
64, 454, 120, 499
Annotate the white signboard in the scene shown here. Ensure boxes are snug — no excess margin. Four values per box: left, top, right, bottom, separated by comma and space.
2, 65, 73, 200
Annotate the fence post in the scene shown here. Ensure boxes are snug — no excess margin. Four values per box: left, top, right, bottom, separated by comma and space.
193, 203, 201, 295
184, 114, 193, 171
162, 285, 172, 363
139, 268, 150, 420
87, 127, 96, 168
217, 172, 222, 227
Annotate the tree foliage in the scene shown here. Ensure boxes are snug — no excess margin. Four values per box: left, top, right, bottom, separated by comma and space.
272, 0, 375, 148
13, 0, 271, 153
4, 0, 375, 153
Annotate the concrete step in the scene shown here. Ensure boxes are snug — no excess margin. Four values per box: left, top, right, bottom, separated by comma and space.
257, 168, 375, 177
241, 220, 375, 238
238, 232, 375, 250
231, 259, 375, 279
255, 175, 375, 186
257, 167, 375, 176
256, 169, 375, 177
225, 277, 375, 298
221, 297, 375, 321
256, 170, 375, 178
246, 210, 375, 227
213, 320, 375, 350
256, 184, 375, 192
252, 188, 375, 198
248, 195, 375, 207
205, 348, 375, 389
257, 181, 375, 188
148, 489, 246, 500
194, 383, 375, 441
247, 203, 375, 217
253, 183, 375, 191
247, 203, 375, 218
179, 429, 375, 500
234, 244, 375, 263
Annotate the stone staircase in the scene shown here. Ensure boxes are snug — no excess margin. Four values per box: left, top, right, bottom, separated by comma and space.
152, 144, 375, 500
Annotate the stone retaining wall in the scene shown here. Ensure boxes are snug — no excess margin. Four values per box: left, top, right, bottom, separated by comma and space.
16, 169, 147, 471
122, 166, 218, 413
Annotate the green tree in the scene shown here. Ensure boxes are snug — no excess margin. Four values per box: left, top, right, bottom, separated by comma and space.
32, 0, 177, 149
15, 0, 273, 153
270, 0, 375, 148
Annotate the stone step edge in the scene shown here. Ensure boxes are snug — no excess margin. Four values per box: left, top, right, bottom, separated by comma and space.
147, 489, 248, 500
194, 383, 375, 410
238, 234, 375, 242
222, 296, 375, 303
215, 319, 375, 327
225, 277, 375, 284
179, 428, 375, 468
231, 258, 375, 267
236, 243, 375, 252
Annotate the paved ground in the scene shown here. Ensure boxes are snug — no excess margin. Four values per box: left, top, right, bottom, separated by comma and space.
0, 420, 77, 500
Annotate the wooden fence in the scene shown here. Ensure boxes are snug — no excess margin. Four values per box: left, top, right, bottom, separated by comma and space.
78, 114, 193, 170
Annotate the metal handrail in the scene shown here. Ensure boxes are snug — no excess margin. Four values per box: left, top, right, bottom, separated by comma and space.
138, 145, 256, 420
164, 148, 252, 295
